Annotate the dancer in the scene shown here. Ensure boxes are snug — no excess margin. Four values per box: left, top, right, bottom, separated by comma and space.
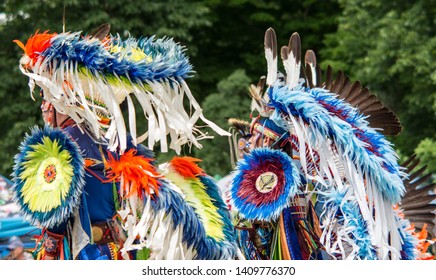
12, 24, 238, 260
227, 28, 435, 260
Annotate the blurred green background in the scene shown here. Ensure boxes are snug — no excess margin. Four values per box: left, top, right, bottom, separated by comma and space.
0, 0, 434, 178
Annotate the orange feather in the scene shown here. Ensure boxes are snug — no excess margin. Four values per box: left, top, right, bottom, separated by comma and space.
406, 223, 436, 260
169, 156, 205, 178
13, 31, 56, 66
105, 149, 161, 199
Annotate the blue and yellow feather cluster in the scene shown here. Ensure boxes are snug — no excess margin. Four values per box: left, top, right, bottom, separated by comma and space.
12, 125, 85, 228
41, 32, 193, 82
151, 178, 237, 259
159, 157, 237, 259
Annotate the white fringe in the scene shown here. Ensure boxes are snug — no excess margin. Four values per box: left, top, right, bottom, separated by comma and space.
286, 115, 404, 259
20, 60, 230, 155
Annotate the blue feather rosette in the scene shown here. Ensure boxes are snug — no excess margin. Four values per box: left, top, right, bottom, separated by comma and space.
230, 148, 300, 221
12, 126, 85, 228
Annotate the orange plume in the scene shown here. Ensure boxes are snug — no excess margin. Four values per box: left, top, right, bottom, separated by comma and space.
396, 206, 435, 259
105, 149, 161, 199
14, 31, 56, 66
414, 224, 436, 260
411, 224, 436, 260
169, 156, 205, 178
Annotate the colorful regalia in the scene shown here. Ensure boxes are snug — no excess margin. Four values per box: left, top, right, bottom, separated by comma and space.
11, 24, 238, 260
227, 28, 435, 260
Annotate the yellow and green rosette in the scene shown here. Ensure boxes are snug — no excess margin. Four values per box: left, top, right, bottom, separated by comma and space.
12, 126, 85, 227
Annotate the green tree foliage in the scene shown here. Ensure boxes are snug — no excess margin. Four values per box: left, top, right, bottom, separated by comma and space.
321, 0, 435, 171
191, 0, 340, 99
193, 0, 341, 175
415, 138, 436, 174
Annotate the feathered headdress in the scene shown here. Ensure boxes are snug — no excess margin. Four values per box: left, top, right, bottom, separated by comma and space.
15, 24, 229, 154
242, 28, 432, 260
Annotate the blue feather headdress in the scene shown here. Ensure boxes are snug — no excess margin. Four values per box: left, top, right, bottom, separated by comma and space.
15, 28, 229, 154
268, 84, 405, 203
11, 125, 85, 228
244, 28, 416, 259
